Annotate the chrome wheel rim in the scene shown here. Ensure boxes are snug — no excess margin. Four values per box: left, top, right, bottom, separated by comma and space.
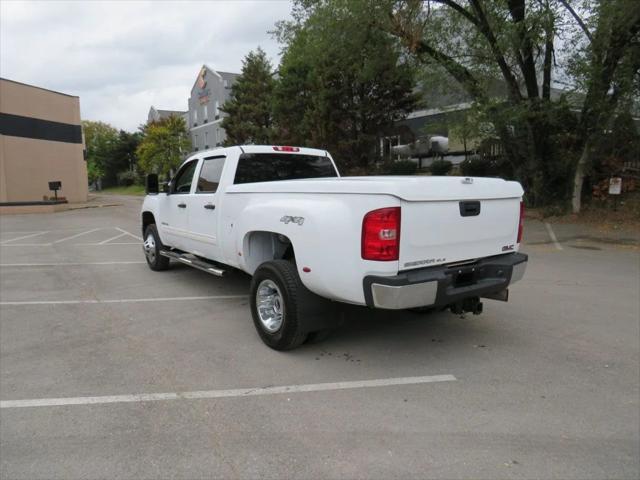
143, 233, 156, 263
256, 279, 284, 333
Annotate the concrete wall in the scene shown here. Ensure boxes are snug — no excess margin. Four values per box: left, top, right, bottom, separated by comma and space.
0, 79, 88, 203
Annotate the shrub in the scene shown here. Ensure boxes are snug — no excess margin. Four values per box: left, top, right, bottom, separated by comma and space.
429, 159, 452, 176
387, 160, 417, 175
117, 170, 138, 186
460, 156, 498, 177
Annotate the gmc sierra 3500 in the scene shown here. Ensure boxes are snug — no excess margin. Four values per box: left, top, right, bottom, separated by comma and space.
141, 145, 527, 350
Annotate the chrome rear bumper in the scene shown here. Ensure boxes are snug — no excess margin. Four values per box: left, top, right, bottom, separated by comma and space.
364, 252, 528, 310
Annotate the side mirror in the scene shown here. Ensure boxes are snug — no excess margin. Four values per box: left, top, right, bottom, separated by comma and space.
146, 174, 159, 194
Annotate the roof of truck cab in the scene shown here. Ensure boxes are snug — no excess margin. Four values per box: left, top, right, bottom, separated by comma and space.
240, 145, 328, 156
186, 145, 329, 161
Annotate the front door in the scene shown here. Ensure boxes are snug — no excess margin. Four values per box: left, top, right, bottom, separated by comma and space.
187, 155, 226, 260
159, 159, 199, 250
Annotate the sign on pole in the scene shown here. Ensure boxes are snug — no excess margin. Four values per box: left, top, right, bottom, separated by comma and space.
608, 177, 622, 195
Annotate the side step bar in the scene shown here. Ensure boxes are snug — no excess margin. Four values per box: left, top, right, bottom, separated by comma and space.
159, 250, 226, 277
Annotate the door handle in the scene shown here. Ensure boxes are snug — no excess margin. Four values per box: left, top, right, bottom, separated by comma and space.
177, 203, 187, 209
204, 204, 216, 210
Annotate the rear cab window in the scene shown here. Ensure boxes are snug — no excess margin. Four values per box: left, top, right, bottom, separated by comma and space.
196, 156, 226, 193
234, 153, 338, 184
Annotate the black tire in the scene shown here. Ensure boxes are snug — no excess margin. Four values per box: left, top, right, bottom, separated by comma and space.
250, 260, 309, 350
143, 224, 170, 271
305, 329, 333, 344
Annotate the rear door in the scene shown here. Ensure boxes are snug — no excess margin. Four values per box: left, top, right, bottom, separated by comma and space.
187, 155, 226, 260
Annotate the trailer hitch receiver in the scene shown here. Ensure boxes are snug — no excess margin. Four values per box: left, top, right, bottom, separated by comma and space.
449, 296, 483, 315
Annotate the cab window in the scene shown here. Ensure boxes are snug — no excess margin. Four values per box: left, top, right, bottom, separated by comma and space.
196, 156, 226, 193
172, 160, 198, 194
234, 153, 337, 184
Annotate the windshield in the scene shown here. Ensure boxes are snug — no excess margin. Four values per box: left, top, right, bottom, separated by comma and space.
234, 153, 338, 184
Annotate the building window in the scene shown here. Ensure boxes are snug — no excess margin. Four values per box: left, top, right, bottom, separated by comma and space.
193, 108, 198, 126
215, 101, 220, 120
204, 131, 209, 149
203, 104, 208, 123
194, 134, 199, 151
224, 79, 228, 88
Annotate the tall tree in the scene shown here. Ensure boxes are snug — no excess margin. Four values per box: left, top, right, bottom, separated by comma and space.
82, 120, 119, 187
387, 0, 569, 205
273, 0, 421, 172
386, 0, 639, 209
136, 115, 191, 179
566, 0, 640, 212
102, 130, 142, 187
221, 48, 275, 145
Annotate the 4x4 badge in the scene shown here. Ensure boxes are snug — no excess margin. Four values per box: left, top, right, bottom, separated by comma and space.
280, 215, 304, 226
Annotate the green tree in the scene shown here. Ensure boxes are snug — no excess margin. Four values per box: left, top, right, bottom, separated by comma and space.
273, 0, 421, 172
386, 0, 573, 205
137, 115, 191, 179
82, 120, 118, 187
104, 130, 142, 187
386, 0, 639, 210
565, 0, 640, 212
221, 48, 275, 145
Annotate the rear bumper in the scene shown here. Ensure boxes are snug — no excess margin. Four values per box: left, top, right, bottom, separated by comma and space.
363, 252, 527, 310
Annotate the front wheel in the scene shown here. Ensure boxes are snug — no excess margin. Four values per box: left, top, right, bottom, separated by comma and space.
143, 224, 170, 271
250, 260, 309, 350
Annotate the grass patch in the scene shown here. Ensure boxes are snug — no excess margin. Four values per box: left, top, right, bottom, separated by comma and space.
100, 185, 146, 196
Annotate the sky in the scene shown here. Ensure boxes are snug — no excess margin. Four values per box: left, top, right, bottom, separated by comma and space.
1, 0, 293, 131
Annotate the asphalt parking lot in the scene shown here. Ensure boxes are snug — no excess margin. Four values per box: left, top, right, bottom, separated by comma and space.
1, 195, 638, 480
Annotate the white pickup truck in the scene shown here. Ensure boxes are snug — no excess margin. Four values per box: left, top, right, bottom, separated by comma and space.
141, 145, 527, 350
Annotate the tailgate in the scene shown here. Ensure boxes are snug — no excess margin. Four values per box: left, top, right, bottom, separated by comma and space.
399, 197, 521, 270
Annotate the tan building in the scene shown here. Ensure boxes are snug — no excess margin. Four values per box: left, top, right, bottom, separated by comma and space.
0, 78, 88, 207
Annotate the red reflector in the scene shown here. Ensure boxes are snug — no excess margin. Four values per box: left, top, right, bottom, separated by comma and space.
517, 201, 525, 243
273, 146, 300, 152
362, 207, 401, 261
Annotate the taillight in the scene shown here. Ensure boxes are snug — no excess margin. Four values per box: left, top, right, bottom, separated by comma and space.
273, 146, 300, 152
362, 207, 401, 261
517, 201, 525, 243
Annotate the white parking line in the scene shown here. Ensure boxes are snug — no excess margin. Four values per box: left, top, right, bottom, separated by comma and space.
53, 228, 101, 244
0, 231, 49, 244
544, 222, 564, 251
98, 232, 128, 245
0, 295, 247, 306
1, 242, 140, 247
0, 261, 146, 267
116, 227, 142, 241
0, 374, 457, 409
0, 243, 52, 247
75, 242, 141, 246
0, 229, 78, 234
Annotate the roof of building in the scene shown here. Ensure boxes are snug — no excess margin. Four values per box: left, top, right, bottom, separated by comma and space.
190, 65, 240, 93
156, 109, 187, 117
0, 77, 79, 98
148, 106, 187, 121
217, 71, 240, 78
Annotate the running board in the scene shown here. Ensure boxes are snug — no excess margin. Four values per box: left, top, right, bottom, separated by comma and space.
159, 250, 226, 277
